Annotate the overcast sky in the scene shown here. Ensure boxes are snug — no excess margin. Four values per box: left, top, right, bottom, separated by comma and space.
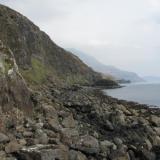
1, 0, 160, 76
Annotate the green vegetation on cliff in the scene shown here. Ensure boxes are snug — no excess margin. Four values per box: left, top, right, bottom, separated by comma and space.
0, 4, 102, 86
21, 58, 48, 85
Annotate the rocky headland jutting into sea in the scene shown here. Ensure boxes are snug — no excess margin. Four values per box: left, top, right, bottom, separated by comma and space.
0, 4, 160, 160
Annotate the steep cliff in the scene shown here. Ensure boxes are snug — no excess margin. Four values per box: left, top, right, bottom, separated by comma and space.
0, 4, 101, 86
0, 40, 33, 114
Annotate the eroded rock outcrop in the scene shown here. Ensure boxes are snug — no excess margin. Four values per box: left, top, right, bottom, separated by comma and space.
0, 40, 33, 112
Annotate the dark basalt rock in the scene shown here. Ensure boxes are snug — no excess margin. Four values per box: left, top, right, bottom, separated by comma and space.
93, 79, 120, 89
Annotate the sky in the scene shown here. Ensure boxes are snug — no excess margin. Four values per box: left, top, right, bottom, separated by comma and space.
0, 0, 160, 76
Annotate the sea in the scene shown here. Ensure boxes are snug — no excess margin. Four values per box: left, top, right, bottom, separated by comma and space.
104, 82, 160, 107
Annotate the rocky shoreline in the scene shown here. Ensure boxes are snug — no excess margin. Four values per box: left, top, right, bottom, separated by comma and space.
0, 85, 160, 160
0, 4, 160, 160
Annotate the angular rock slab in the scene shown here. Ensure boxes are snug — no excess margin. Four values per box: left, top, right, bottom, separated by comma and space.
16, 144, 69, 160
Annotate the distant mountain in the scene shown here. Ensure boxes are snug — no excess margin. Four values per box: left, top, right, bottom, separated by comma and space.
143, 76, 160, 83
68, 49, 144, 82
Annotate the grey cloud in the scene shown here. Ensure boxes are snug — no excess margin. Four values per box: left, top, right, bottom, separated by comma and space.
150, 13, 160, 24
0, 0, 73, 22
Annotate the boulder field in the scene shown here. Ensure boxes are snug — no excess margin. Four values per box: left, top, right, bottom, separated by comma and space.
0, 85, 160, 160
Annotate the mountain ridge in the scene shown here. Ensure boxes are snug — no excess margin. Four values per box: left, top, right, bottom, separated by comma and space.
68, 48, 144, 82
143, 76, 160, 83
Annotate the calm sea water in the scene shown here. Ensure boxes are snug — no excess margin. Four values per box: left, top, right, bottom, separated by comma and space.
104, 83, 160, 107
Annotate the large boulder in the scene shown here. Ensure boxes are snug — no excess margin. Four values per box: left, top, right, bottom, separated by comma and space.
110, 110, 126, 126
16, 144, 69, 160
69, 150, 87, 160
150, 115, 160, 127
5, 140, 22, 153
100, 140, 117, 157
73, 135, 99, 154
62, 114, 76, 128
0, 132, 9, 143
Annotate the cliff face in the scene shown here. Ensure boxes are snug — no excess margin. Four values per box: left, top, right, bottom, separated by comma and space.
0, 4, 101, 86
0, 40, 33, 113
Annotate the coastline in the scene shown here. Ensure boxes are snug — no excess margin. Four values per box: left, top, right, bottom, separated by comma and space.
1, 85, 160, 159
53, 85, 160, 159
